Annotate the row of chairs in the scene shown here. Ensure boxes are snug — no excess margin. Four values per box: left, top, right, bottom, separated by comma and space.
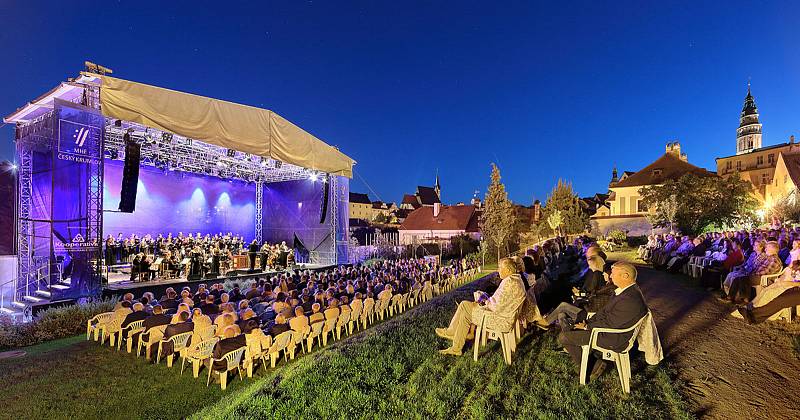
686, 255, 797, 321
86, 268, 482, 389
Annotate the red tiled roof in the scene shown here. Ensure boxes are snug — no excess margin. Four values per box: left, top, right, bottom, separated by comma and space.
402, 194, 421, 209
416, 186, 441, 205
613, 153, 715, 188
399, 205, 480, 232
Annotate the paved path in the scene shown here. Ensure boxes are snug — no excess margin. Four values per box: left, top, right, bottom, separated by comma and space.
636, 265, 800, 419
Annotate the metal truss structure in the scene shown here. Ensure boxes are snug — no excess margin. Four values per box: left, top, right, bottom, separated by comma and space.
103, 122, 319, 184
255, 181, 263, 243
15, 111, 56, 300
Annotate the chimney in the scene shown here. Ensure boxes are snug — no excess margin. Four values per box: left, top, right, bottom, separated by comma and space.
666, 141, 688, 162
791, 135, 795, 144
433, 202, 441, 217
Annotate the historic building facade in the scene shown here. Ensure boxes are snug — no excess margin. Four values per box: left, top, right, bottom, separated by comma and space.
716, 85, 798, 203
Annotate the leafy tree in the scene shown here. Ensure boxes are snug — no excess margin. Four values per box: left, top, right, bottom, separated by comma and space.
547, 209, 563, 235
482, 163, 516, 262
639, 173, 757, 235
542, 179, 588, 235
645, 194, 678, 233
372, 212, 388, 224
767, 191, 800, 224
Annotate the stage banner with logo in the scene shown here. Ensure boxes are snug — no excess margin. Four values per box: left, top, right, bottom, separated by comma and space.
51, 101, 104, 299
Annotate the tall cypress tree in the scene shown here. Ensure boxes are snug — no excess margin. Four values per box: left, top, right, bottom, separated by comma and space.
482, 164, 516, 262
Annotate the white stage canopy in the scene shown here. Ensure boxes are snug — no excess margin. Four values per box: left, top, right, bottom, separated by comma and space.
5, 72, 355, 178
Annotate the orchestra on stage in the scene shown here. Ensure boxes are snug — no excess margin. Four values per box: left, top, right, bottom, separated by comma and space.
103, 232, 295, 283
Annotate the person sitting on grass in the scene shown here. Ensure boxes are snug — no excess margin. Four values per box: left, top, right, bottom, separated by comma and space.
436, 258, 526, 356
557, 261, 648, 382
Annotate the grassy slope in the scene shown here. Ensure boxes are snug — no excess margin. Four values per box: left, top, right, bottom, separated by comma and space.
0, 267, 690, 419
194, 272, 690, 420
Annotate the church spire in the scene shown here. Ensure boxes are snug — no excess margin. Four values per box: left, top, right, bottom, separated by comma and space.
434, 169, 441, 198
736, 82, 762, 155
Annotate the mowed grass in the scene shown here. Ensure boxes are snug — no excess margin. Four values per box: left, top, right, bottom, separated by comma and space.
0, 268, 691, 419
194, 274, 691, 420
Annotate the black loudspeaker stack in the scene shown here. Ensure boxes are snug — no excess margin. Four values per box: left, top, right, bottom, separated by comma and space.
320, 174, 330, 224
118, 133, 141, 213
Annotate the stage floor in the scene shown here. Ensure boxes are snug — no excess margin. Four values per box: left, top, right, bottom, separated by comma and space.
103, 263, 333, 292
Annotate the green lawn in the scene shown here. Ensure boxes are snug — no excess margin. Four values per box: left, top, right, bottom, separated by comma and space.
0, 268, 690, 419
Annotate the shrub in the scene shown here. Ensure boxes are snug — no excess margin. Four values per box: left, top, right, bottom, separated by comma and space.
0, 297, 117, 350
626, 235, 648, 247
607, 229, 628, 245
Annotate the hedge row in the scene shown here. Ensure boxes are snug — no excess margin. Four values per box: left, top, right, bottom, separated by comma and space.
0, 298, 117, 350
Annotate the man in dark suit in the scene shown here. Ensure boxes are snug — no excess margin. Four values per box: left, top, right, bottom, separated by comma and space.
237, 309, 261, 334
121, 302, 150, 339
265, 313, 290, 338
199, 294, 219, 315
558, 261, 648, 382
139, 305, 171, 343
248, 240, 260, 272
160, 290, 179, 313
212, 325, 247, 371
151, 311, 194, 360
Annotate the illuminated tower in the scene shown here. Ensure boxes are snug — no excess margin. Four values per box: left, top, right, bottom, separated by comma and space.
736, 83, 763, 155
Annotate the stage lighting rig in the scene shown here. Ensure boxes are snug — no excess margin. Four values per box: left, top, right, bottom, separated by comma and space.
226, 149, 236, 158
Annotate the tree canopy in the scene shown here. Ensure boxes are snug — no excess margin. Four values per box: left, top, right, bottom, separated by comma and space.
542, 179, 588, 235
639, 173, 757, 235
482, 163, 516, 261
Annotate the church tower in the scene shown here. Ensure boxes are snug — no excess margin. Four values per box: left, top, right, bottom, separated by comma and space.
434, 170, 441, 199
736, 83, 763, 155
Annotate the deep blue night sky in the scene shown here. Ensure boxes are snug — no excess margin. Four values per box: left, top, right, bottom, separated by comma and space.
1, 1, 798, 205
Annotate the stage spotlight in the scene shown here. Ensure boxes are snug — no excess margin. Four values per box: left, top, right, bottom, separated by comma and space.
162, 132, 173, 143
275, 160, 282, 169
109, 150, 119, 160
114, 119, 122, 127
10, 164, 17, 171
226, 149, 236, 158
309, 172, 318, 182
260, 157, 268, 167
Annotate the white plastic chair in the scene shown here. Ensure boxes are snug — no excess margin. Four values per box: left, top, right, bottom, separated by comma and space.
335, 310, 350, 340
117, 319, 145, 352
206, 347, 246, 390
138, 325, 167, 359
306, 321, 325, 352
578, 313, 649, 393
180, 336, 220, 378
348, 305, 362, 334
86, 312, 114, 341
267, 330, 294, 367
473, 312, 519, 365
157, 331, 194, 367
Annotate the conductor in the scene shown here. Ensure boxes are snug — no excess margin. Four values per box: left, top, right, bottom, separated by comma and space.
247, 240, 259, 273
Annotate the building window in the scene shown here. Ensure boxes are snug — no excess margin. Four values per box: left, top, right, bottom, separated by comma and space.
637, 200, 648, 213
652, 169, 662, 177
757, 156, 763, 165
726, 161, 732, 170
761, 173, 768, 185
736, 161, 742, 171
769, 154, 775, 164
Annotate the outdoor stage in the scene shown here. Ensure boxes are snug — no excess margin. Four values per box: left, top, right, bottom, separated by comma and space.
2, 68, 355, 317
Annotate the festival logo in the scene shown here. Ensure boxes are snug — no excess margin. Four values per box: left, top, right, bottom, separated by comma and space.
58, 118, 101, 164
